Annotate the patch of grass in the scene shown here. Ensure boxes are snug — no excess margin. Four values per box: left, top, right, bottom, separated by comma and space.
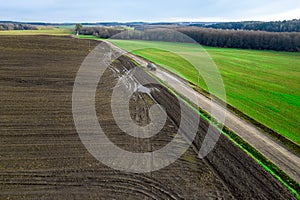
77, 35, 101, 40
109, 39, 300, 146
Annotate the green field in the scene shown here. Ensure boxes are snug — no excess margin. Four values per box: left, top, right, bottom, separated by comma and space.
109, 39, 300, 145
0, 27, 73, 35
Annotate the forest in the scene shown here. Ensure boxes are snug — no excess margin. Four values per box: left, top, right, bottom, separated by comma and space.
79, 26, 300, 52
192, 19, 300, 32
177, 27, 300, 51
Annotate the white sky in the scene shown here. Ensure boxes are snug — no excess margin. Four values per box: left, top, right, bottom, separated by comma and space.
0, 0, 299, 22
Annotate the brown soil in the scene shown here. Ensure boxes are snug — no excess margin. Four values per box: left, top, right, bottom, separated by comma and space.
0, 36, 295, 199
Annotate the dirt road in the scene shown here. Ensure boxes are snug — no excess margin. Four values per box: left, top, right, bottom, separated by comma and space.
0, 36, 295, 199
107, 41, 300, 184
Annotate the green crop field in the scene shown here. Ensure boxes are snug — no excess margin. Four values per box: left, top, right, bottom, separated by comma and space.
0, 27, 73, 35
109, 39, 300, 145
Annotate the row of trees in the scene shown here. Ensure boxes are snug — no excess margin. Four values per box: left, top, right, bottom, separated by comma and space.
77, 26, 300, 52
177, 27, 300, 51
0, 23, 38, 31
195, 19, 300, 32
79, 26, 125, 38
110, 28, 193, 43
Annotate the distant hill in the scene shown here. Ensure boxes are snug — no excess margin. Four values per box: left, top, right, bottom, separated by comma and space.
191, 19, 300, 32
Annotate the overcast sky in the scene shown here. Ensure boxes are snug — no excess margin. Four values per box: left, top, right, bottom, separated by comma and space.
0, 0, 299, 23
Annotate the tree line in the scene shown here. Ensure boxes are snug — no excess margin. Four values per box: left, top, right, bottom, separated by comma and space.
177, 27, 300, 52
78, 26, 300, 52
0, 23, 38, 31
79, 27, 125, 38
193, 19, 300, 32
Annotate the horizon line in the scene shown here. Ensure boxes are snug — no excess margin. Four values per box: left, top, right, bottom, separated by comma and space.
1, 18, 299, 24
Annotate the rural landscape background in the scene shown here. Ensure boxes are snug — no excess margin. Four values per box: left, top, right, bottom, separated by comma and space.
0, 0, 299, 199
